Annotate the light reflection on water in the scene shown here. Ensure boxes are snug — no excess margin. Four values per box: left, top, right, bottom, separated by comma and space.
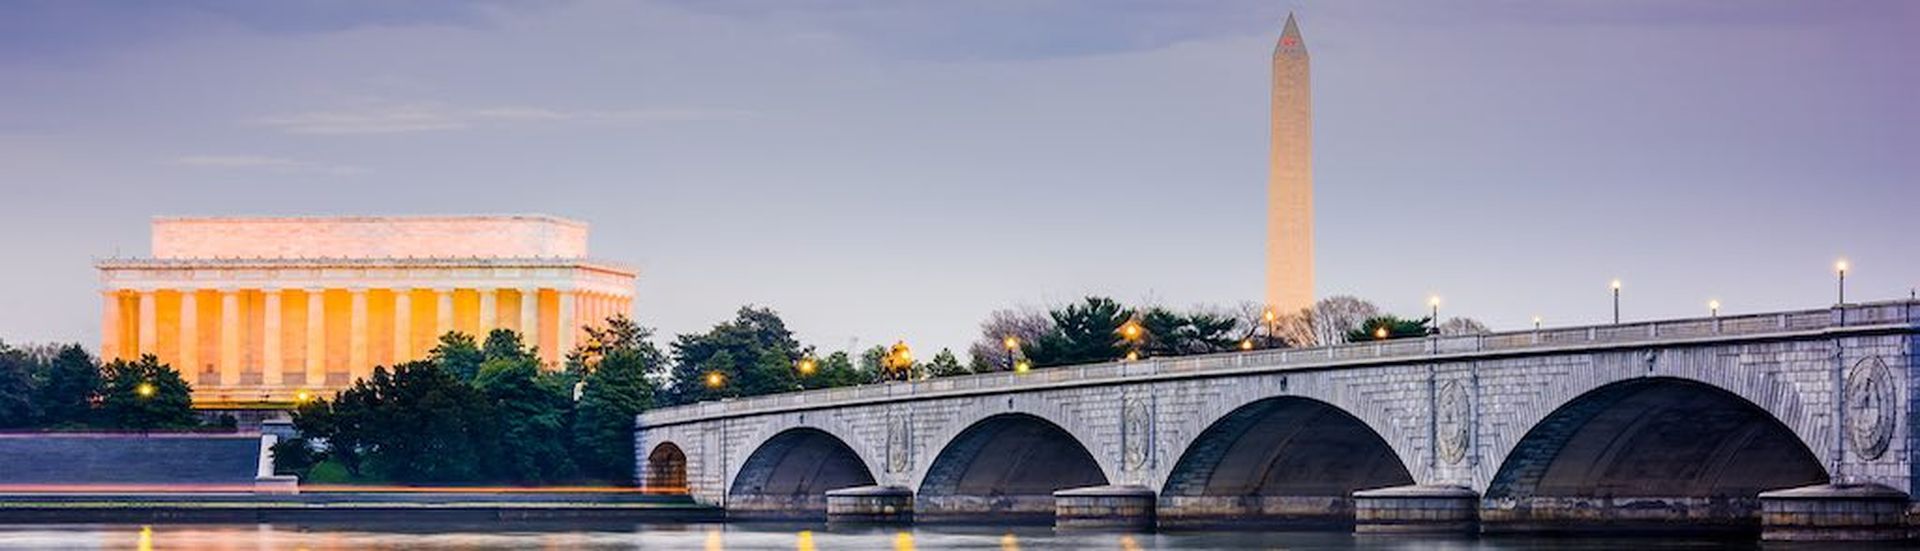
0, 522, 1787, 550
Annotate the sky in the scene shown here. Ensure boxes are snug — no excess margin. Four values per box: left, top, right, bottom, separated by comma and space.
1, 0, 1915, 359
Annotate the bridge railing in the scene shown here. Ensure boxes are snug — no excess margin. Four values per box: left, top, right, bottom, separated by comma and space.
641, 300, 1918, 426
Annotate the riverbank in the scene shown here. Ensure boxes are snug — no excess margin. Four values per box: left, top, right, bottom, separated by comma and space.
0, 491, 722, 523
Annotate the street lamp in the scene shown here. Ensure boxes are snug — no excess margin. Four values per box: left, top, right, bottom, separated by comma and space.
1532, 316, 1542, 331
1014, 360, 1031, 374
1262, 309, 1278, 347
1428, 296, 1441, 335
1002, 336, 1020, 371
1373, 326, 1389, 340
1835, 259, 1849, 305
704, 371, 725, 389
1709, 299, 1721, 318
135, 382, 155, 398
796, 357, 817, 376
1610, 279, 1623, 324
1239, 339, 1254, 351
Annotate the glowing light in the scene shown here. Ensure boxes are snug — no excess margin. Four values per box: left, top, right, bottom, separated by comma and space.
796, 358, 817, 376
706, 527, 724, 551
1373, 326, 1388, 340
893, 531, 915, 551
1262, 309, 1277, 323
135, 383, 155, 398
1000, 533, 1020, 551
796, 530, 816, 551
1125, 351, 1139, 361
1121, 322, 1142, 340
1610, 279, 1622, 291
1532, 316, 1543, 326
704, 372, 725, 389
294, 390, 313, 403
1013, 361, 1031, 374
1239, 339, 1254, 351
1428, 296, 1441, 308
1836, 259, 1849, 274
1709, 299, 1721, 313
1002, 336, 1020, 351
137, 525, 153, 551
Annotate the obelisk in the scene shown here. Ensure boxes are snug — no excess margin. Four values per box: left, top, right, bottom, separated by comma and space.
1265, 13, 1314, 314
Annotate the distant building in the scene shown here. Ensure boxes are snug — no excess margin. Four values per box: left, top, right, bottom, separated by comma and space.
1266, 13, 1314, 313
96, 215, 637, 408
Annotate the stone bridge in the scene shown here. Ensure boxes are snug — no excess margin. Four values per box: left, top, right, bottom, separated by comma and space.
635, 301, 1919, 539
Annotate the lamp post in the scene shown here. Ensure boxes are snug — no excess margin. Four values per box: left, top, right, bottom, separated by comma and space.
1428, 296, 1441, 335
1610, 279, 1622, 324
1835, 259, 1848, 305
1262, 309, 1278, 348
1120, 320, 1143, 360
1002, 336, 1020, 372
1532, 316, 1542, 331
1709, 299, 1720, 318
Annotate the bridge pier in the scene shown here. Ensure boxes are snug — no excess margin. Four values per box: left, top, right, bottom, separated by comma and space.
1759, 483, 1912, 542
825, 485, 914, 524
1054, 485, 1156, 530
1352, 485, 1478, 534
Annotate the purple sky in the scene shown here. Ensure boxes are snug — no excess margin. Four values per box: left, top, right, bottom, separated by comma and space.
1, 1, 1915, 359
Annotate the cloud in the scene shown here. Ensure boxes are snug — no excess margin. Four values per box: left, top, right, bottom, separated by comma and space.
254, 103, 753, 135
172, 155, 363, 175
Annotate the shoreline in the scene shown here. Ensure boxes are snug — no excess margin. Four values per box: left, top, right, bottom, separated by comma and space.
0, 492, 723, 524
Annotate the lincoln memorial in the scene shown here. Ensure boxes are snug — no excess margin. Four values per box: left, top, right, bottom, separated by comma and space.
96, 215, 637, 408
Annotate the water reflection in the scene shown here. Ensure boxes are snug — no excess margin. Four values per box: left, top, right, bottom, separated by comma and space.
0, 523, 1798, 550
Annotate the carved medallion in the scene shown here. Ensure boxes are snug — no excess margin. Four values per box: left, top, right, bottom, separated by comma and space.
1122, 397, 1152, 470
1435, 379, 1470, 465
1846, 357, 1895, 460
885, 410, 912, 473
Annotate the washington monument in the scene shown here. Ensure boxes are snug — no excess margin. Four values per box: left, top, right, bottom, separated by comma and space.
1265, 13, 1314, 313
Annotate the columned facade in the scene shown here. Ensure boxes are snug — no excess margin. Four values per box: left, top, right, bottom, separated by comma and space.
98, 215, 638, 408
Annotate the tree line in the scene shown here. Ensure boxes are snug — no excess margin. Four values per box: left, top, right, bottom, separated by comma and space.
0, 342, 202, 431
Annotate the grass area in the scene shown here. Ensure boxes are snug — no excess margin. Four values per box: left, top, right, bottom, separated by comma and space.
300, 460, 391, 485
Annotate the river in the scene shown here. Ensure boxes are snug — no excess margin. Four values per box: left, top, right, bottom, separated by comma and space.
0, 522, 1821, 550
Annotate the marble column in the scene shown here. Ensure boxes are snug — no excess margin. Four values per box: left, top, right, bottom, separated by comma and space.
479, 288, 498, 336
435, 289, 454, 340
178, 290, 198, 384
220, 290, 241, 387
556, 291, 577, 357
305, 289, 326, 387
393, 288, 413, 363
263, 290, 283, 387
100, 291, 123, 362
136, 290, 158, 358
349, 289, 369, 382
519, 288, 540, 347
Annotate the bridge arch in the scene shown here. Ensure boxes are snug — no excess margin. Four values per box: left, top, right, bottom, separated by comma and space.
916, 412, 1109, 523
726, 426, 878, 519
641, 442, 688, 494
1485, 376, 1829, 530
1159, 395, 1415, 527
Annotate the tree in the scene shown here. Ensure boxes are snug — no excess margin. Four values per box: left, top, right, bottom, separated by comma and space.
800, 351, 869, 389
482, 329, 536, 364
1139, 307, 1239, 358
966, 308, 1053, 372
428, 332, 485, 382
569, 315, 665, 373
98, 355, 197, 431
474, 355, 576, 483
572, 349, 657, 482
925, 348, 967, 377
302, 362, 497, 482
663, 306, 803, 404
1312, 296, 1383, 346
0, 342, 36, 428
37, 345, 101, 426
1346, 316, 1432, 342
1438, 317, 1491, 336
1026, 297, 1132, 367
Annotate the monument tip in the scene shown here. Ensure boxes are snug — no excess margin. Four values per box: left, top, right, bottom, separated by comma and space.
1276, 12, 1305, 53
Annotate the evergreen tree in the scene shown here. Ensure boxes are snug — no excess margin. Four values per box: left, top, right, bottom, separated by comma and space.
98, 355, 197, 430
474, 356, 576, 483
572, 349, 656, 482
428, 332, 485, 382
37, 345, 101, 426
0, 342, 37, 428
663, 306, 803, 404
1027, 297, 1132, 367
1346, 315, 1433, 342
925, 348, 968, 377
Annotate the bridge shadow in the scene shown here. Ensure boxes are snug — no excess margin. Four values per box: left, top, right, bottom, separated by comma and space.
1160, 396, 1414, 529
725, 428, 876, 520
916, 413, 1108, 524
1484, 377, 1828, 534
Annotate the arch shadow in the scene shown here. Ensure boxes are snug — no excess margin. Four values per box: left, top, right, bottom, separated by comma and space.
1158, 396, 1414, 528
641, 442, 688, 495
916, 413, 1109, 524
1483, 377, 1828, 533
726, 427, 877, 520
